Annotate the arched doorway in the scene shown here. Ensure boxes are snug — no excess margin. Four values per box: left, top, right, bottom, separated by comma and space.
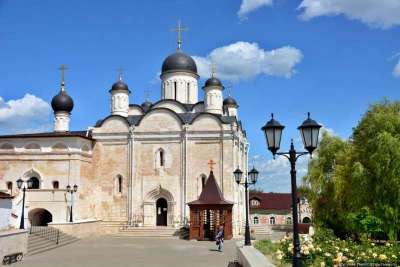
156, 198, 168, 226
302, 217, 311, 224
29, 208, 52, 226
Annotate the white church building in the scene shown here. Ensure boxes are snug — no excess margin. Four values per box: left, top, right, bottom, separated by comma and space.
0, 37, 249, 236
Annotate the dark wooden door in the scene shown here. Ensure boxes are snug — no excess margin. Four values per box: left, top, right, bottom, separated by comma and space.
156, 198, 168, 226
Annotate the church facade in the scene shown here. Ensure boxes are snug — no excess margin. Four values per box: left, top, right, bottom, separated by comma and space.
0, 43, 249, 236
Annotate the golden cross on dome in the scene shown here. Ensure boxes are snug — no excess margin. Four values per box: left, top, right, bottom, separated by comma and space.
117, 66, 124, 81
58, 64, 68, 89
170, 19, 188, 50
208, 159, 216, 171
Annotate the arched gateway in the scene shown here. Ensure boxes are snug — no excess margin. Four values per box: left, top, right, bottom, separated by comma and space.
29, 208, 53, 226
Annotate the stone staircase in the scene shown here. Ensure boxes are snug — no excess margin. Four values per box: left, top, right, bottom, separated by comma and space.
114, 226, 179, 238
28, 226, 79, 255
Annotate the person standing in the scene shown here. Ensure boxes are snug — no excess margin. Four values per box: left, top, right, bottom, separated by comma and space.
215, 225, 224, 252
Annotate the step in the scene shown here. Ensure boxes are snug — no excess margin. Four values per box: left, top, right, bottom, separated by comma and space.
27, 239, 79, 256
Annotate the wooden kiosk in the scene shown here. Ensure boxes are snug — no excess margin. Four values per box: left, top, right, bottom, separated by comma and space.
188, 171, 233, 240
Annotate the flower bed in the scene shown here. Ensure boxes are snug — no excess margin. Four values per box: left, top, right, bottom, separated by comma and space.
255, 229, 400, 266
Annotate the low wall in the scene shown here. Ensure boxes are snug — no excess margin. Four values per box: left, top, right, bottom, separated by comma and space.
49, 219, 102, 239
236, 241, 275, 267
0, 229, 28, 261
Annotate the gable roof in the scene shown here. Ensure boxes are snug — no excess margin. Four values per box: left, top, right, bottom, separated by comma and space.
250, 192, 296, 211
188, 171, 233, 206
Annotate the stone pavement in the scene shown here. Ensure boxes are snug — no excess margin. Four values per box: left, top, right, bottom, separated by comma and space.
12, 236, 239, 267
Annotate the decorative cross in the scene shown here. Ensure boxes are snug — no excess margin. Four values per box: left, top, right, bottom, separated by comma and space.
226, 82, 233, 96
58, 64, 68, 87
210, 62, 217, 78
144, 88, 150, 101
117, 66, 124, 81
170, 19, 188, 50
208, 159, 216, 171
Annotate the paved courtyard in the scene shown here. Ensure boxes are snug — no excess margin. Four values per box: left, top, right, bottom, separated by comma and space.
13, 236, 239, 267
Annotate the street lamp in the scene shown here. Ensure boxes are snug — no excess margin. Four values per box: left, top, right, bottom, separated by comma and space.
261, 112, 321, 267
234, 166, 259, 246
66, 184, 78, 223
16, 178, 33, 229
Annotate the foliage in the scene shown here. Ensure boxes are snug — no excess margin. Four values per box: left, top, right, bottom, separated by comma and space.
303, 100, 400, 240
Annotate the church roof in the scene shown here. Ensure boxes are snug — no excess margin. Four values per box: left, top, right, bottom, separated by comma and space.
0, 131, 92, 140
188, 171, 233, 206
161, 50, 198, 75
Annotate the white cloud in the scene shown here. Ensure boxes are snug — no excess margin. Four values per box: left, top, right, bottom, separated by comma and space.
252, 154, 309, 193
0, 94, 51, 134
298, 0, 400, 29
393, 58, 400, 77
238, 0, 273, 19
193, 41, 303, 81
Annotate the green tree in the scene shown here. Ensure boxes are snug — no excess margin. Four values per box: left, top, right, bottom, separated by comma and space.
303, 100, 400, 240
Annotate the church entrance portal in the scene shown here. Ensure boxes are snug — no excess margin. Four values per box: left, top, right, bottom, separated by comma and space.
156, 198, 168, 226
28, 208, 53, 226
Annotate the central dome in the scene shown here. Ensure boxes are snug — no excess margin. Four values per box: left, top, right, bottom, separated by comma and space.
161, 50, 197, 75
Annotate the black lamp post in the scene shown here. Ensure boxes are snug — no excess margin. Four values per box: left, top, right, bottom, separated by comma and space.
234, 166, 259, 246
16, 178, 33, 229
66, 184, 78, 222
261, 112, 321, 267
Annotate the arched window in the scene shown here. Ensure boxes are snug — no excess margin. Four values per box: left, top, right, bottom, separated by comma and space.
269, 216, 275, 225
253, 216, 259, 224
6, 181, 12, 192
52, 181, 59, 189
160, 150, 165, 167
201, 174, 207, 189
302, 217, 311, 224
286, 217, 292, 225
28, 177, 40, 189
118, 175, 123, 193
250, 199, 260, 207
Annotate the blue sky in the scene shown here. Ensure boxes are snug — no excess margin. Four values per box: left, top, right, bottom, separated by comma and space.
1, 0, 400, 192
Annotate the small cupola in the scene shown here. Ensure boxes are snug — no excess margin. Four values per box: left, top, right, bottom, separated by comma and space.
203, 66, 224, 115
52, 65, 74, 132
110, 71, 130, 117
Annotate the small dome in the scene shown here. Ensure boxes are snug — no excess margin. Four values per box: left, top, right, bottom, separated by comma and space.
223, 96, 238, 107
141, 100, 152, 110
51, 90, 74, 113
204, 77, 223, 88
161, 50, 197, 75
110, 80, 129, 92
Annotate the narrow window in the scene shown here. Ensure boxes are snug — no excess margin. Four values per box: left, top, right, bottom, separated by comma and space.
118, 176, 122, 193
286, 217, 292, 225
201, 175, 207, 188
160, 150, 165, 167
269, 216, 275, 225
174, 82, 177, 100
187, 83, 190, 103
52, 181, 59, 189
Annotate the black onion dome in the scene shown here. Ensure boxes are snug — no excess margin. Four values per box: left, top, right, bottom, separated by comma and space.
141, 100, 152, 110
204, 77, 223, 88
110, 80, 130, 92
223, 96, 238, 107
51, 90, 74, 113
161, 50, 197, 75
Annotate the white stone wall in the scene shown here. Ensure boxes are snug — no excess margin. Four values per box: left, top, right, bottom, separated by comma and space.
54, 111, 71, 132
204, 86, 223, 115
111, 91, 129, 117
161, 72, 198, 104
0, 198, 12, 230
